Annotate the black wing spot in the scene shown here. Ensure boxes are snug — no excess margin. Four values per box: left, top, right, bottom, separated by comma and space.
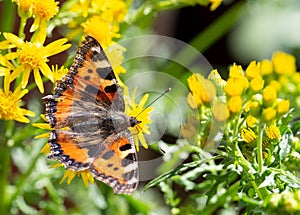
104, 84, 117, 93
84, 75, 90, 80
121, 153, 135, 167
96, 67, 114, 80
119, 144, 132, 151
102, 150, 114, 160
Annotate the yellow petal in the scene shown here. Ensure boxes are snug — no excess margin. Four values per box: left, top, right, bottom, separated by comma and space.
40, 144, 50, 154
3, 32, 24, 47
138, 133, 148, 149
20, 107, 35, 117
138, 93, 149, 108
34, 132, 50, 139
45, 40, 71, 57
40, 63, 54, 82
14, 115, 30, 123
34, 68, 44, 93
30, 17, 40, 32
32, 122, 52, 129
80, 171, 89, 187
10, 65, 24, 82
21, 68, 31, 88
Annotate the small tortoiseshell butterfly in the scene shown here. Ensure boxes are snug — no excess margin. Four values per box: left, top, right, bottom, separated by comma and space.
43, 36, 139, 194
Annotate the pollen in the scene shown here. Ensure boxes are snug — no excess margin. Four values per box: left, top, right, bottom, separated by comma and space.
19, 42, 46, 69
33, 0, 59, 20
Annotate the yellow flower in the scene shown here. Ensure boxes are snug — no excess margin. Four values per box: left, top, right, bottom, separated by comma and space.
0, 82, 35, 123
31, 0, 59, 32
246, 115, 258, 128
180, 114, 199, 139
187, 73, 216, 108
250, 76, 264, 92
124, 88, 153, 151
105, 43, 126, 85
262, 107, 276, 122
245, 100, 260, 115
260, 59, 273, 76
4, 33, 71, 93
82, 16, 120, 48
69, 0, 90, 17
265, 124, 281, 140
201, 79, 217, 103
277, 99, 290, 115
263, 85, 277, 104
209, 0, 222, 11
13, 0, 34, 13
240, 128, 257, 143
225, 77, 248, 96
227, 96, 242, 113
59, 169, 94, 187
51, 65, 68, 83
212, 100, 229, 121
246, 61, 260, 80
95, 0, 128, 22
272, 51, 296, 75
187, 92, 199, 109
229, 63, 244, 78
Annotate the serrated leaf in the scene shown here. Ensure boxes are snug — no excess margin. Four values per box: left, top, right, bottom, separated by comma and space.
278, 174, 300, 189
259, 172, 276, 188
279, 133, 292, 161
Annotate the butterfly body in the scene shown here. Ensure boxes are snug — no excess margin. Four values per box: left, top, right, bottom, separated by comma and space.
43, 36, 139, 194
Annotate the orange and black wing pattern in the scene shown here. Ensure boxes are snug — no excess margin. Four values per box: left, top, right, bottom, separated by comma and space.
43, 36, 138, 194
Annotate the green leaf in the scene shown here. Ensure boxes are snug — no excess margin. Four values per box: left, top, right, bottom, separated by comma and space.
143, 160, 202, 192
279, 132, 292, 161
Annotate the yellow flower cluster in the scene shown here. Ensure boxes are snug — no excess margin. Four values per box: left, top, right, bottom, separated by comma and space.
0, 0, 69, 122
66, 0, 128, 48
183, 51, 296, 154
61, 0, 129, 80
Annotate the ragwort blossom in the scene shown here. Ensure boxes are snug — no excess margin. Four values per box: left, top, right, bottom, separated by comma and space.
66, 0, 128, 48
0, 74, 35, 123
3, 33, 70, 93
31, 0, 59, 32
125, 87, 154, 151
182, 51, 295, 162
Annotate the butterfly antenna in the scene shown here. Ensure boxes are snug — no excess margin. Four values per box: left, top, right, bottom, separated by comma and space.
135, 88, 171, 118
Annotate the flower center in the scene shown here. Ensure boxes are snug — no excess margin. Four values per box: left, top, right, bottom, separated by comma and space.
33, 0, 59, 20
19, 42, 46, 69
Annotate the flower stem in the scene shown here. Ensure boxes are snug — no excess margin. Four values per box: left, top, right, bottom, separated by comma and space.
0, 121, 11, 215
257, 124, 264, 173
18, 16, 27, 39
